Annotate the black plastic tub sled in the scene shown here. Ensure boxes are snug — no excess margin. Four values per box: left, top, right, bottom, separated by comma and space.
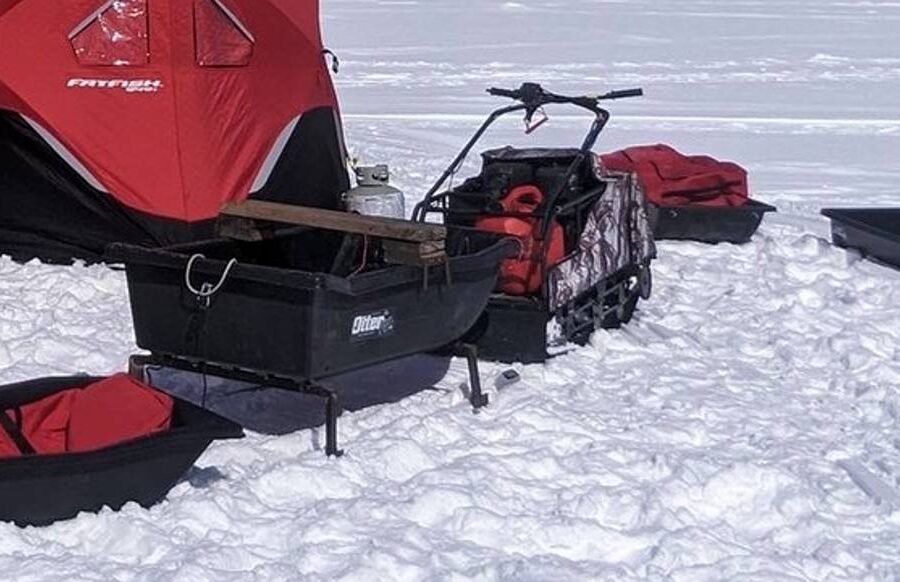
822, 208, 900, 269
0, 374, 242, 527
648, 200, 777, 244
107, 229, 514, 380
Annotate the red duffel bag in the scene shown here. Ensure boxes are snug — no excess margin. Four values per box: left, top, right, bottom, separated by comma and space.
600, 144, 749, 208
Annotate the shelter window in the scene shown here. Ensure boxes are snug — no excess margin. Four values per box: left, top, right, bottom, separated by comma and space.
194, 0, 254, 67
70, 0, 149, 66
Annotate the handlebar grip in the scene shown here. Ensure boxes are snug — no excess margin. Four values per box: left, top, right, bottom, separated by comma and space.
487, 87, 520, 99
601, 88, 644, 100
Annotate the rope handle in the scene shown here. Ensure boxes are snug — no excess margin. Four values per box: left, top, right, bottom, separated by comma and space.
184, 254, 238, 301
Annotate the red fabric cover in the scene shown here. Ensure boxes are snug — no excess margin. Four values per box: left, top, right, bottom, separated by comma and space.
0, 0, 26, 18
0, 374, 173, 459
0, 392, 73, 457
0, 0, 337, 221
600, 144, 749, 208
67, 374, 173, 453
70, 0, 149, 66
194, 0, 253, 67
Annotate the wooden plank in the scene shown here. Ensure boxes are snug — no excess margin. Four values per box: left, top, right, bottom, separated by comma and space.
221, 200, 446, 243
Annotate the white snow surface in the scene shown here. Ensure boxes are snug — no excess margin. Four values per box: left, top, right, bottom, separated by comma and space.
3, 0, 900, 579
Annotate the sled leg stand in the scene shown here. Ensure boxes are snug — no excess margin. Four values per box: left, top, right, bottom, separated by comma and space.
456, 343, 488, 410
307, 383, 344, 458
139, 354, 348, 457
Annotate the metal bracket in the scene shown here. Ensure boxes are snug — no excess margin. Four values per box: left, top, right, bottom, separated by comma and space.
454, 343, 488, 410
305, 382, 345, 457
137, 354, 345, 457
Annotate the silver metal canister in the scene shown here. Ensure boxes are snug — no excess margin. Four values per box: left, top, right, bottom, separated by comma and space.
344, 165, 406, 219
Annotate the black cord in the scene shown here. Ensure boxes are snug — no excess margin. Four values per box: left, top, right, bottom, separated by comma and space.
201, 368, 209, 408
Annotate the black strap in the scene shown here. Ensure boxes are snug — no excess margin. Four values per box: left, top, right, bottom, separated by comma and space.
0, 408, 36, 456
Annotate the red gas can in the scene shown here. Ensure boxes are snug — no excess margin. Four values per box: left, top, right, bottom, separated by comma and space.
476, 185, 565, 295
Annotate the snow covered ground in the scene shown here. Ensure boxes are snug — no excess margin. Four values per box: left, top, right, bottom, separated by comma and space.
2, 0, 900, 579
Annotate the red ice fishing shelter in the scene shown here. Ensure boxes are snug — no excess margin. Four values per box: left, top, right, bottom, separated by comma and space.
0, 0, 349, 262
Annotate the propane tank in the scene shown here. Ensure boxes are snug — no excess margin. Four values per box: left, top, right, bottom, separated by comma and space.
475, 185, 565, 295
344, 165, 406, 219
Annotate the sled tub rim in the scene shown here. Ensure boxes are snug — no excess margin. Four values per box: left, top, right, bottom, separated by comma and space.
105, 229, 517, 297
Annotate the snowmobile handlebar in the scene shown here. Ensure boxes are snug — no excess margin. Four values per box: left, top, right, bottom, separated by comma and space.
600, 88, 644, 100
487, 83, 643, 111
486, 87, 521, 99
414, 83, 639, 224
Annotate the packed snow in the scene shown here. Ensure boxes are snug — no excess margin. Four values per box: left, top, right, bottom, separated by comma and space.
2, 0, 900, 579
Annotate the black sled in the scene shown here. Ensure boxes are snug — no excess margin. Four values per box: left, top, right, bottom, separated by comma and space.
107, 228, 513, 380
414, 83, 656, 363
0, 376, 242, 527
822, 208, 900, 269
108, 228, 514, 456
649, 199, 777, 244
